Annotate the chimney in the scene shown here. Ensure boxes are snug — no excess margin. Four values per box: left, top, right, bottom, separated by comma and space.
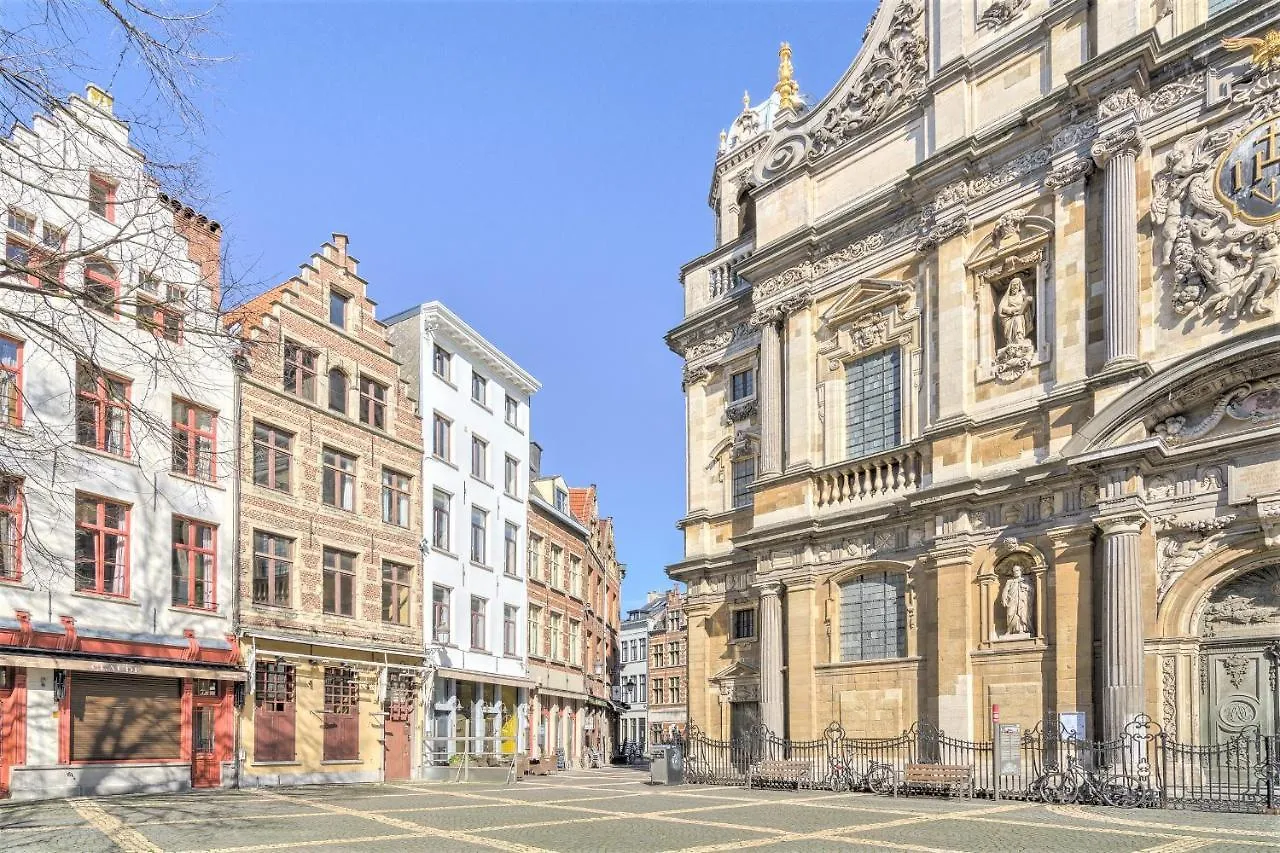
529, 440, 542, 479
86, 84, 114, 114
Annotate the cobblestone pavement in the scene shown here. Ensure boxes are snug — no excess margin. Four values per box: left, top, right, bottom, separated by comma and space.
1, 766, 1277, 852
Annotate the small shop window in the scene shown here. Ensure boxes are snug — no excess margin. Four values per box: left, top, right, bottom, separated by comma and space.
194, 679, 218, 698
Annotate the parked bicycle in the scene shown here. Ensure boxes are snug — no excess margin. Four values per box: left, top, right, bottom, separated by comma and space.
1032, 755, 1154, 807
828, 754, 897, 794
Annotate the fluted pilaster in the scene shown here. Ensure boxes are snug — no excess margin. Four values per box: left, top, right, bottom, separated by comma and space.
757, 581, 785, 738
758, 320, 784, 475
1091, 127, 1144, 367
1097, 514, 1146, 742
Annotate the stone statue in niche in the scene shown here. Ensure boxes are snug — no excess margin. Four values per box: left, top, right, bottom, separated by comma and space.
992, 274, 1035, 381
1000, 564, 1033, 636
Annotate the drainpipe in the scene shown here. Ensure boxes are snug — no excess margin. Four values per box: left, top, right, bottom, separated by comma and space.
231, 356, 244, 790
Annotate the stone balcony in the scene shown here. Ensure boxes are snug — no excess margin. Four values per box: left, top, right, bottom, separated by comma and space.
813, 445, 928, 511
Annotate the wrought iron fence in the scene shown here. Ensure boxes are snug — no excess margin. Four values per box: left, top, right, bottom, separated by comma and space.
678, 716, 1279, 814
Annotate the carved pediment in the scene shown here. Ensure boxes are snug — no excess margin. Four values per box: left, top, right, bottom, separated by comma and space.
966, 211, 1053, 278
821, 278, 913, 326
711, 661, 759, 682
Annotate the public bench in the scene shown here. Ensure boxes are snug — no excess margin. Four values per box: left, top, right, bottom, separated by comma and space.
747, 759, 811, 789
900, 763, 974, 798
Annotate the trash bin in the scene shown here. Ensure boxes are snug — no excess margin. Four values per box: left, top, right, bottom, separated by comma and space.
650, 744, 685, 785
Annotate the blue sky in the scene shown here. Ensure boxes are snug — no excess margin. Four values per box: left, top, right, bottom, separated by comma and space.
123, 1, 876, 608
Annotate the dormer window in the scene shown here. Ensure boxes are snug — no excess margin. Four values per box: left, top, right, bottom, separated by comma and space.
554, 488, 569, 514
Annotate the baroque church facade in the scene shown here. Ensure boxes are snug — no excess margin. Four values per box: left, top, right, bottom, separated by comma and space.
666, 0, 1280, 747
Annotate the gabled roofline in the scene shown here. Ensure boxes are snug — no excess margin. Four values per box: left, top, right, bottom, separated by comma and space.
384, 301, 540, 395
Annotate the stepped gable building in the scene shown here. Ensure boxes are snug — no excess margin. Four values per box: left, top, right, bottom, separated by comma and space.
229, 234, 425, 786
386, 302, 538, 771
646, 588, 689, 742
526, 468, 623, 767
666, 0, 1280, 746
0, 86, 241, 799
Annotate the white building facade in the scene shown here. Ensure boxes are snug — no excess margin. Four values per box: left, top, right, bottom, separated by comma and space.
617, 606, 650, 751
0, 87, 241, 800
386, 301, 539, 771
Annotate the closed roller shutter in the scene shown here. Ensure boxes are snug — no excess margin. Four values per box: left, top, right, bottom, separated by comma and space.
70, 673, 182, 761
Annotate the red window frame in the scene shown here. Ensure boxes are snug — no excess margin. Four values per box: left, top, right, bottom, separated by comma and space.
172, 399, 217, 481
321, 448, 356, 511
0, 478, 23, 582
0, 335, 22, 428
252, 531, 292, 607
381, 468, 410, 527
322, 547, 355, 617
136, 287, 183, 343
75, 366, 130, 456
358, 376, 387, 429
172, 516, 216, 610
381, 561, 411, 625
83, 260, 119, 316
88, 174, 116, 222
282, 341, 317, 399
252, 423, 292, 491
74, 494, 130, 597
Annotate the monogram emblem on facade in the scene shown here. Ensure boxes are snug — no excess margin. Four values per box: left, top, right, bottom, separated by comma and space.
1216, 116, 1280, 226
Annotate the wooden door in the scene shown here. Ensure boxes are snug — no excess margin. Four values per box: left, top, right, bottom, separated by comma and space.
191, 681, 220, 788
383, 673, 414, 781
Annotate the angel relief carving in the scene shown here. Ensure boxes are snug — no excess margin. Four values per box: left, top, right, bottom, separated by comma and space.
1152, 120, 1280, 322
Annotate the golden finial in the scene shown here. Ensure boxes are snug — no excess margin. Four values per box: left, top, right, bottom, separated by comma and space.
719, 129, 727, 146
774, 42, 799, 111
742, 90, 751, 110
1223, 29, 1280, 74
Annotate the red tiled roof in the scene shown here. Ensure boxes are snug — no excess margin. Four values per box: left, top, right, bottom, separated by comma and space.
567, 486, 594, 525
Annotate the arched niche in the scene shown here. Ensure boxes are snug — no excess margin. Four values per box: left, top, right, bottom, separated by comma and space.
975, 538, 1047, 649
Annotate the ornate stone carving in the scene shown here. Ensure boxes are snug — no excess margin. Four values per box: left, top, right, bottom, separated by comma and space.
992, 275, 1035, 381
1098, 87, 1148, 121
1090, 126, 1145, 166
915, 212, 970, 252
749, 290, 811, 327
722, 399, 758, 425
1202, 566, 1280, 636
1154, 375, 1280, 444
682, 364, 714, 389
1154, 515, 1236, 603
1257, 495, 1280, 548
977, 0, 1029, 30
1044, 157, 1095, 191
1161, 657, 1177, 739
1221, 654, 1250, 689
810, 0, 927, 158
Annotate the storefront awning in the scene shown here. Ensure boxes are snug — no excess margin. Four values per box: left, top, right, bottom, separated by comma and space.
0, 651, 247, 681
435, 667, 534, 690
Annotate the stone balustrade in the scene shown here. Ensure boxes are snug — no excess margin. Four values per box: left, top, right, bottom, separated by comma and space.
814, 447, 925, 509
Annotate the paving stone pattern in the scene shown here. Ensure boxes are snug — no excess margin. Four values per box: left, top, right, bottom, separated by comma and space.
0, 766, 1276, 852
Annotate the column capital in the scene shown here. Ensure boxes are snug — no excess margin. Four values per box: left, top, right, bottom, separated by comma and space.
1096, 513, 1147, 536
749, 289, 812, 327
754, 580, 784, 598
1044, 156, 1095, 192
1090, 126, 1145, 168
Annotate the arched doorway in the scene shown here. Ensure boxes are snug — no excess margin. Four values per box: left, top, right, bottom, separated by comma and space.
1197, 564, 1279, 743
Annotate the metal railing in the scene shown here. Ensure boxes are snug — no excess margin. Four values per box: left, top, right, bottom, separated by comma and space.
425, 735, 519, 773
678, 717, 1279, 814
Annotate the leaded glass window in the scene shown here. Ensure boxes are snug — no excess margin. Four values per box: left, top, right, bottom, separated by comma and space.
839, 572, 906, 661
845, 349, 900, 459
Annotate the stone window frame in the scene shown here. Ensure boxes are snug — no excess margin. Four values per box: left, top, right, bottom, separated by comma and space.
815, 278, 920, 467
823, 561, 918, 665
975, 539, 1048, 650
965, 213, 1054, 385
729, 605, 757, 643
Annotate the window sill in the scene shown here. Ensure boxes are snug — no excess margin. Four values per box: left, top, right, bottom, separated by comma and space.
170, 604, 219, 616
470, 561, 492, 572
71, 590, 137, 606
431, 455, 458, 470
75, 444, 134, 465
433, 374, 456, 390
729, 636, 757, 645
470, 475, 493, 489
503, 571, 521, 580
249, 760, 301, 767
471, 400, 493, 414
248, 601, 295, 611
169, 470, 224, 490
249, 481, 292, 496
0, 576, 30, 589
469, 647, 488, 654
429, 546, 458, 561
320, 759, 363, 765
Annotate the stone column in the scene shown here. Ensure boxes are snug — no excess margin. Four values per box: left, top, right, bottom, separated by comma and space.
1096, 514, 1146, 741
757, 581, 785, 737
1090, 127, 1144, 368
757, 317, 784, 475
